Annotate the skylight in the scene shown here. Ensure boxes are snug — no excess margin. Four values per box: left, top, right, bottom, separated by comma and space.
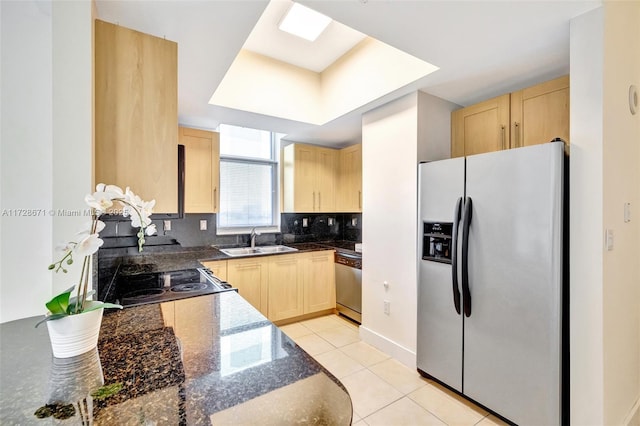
278, 2, 331, 42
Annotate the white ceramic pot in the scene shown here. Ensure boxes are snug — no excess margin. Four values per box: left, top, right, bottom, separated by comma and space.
46, 304, 104, 358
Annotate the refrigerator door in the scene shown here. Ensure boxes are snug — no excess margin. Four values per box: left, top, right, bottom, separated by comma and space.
463, 142, 564, 425
417, 158, 465, 391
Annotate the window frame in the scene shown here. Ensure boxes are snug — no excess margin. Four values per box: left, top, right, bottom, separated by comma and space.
216, 130, 280, 235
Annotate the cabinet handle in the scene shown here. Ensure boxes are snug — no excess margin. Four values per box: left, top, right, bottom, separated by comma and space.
235, 264, 260, 270
318, 192, 321, 210
358, 190, 362, 210
501, 125, 506, 150
214, 187, 217, 210
514, 122, 520, 148
313, 191, 316, 211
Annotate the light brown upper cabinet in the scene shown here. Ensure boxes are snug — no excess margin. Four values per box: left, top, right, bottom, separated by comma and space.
451, 94, 511, 158
510, 75, 569, 149
179, 127, 220, 213
283, 143, 336, 212
95, 20, 178, 213
451, 76, 569, 158
337, 144, 362, 212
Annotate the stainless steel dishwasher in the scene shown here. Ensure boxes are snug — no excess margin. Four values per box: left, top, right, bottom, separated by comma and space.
335, 251, 362, 324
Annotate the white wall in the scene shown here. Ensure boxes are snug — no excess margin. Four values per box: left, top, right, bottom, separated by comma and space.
52, 0, 94, 296
321, 38, 438, 122
1, 1, 54, 323
360, 91, 457, 366
0, 0, 93, 323
210, 49, 322, 125
601, 2, 640, 424
570, 3, 640, 424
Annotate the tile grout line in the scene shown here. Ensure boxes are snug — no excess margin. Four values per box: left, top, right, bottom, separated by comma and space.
291, 315, 492, 426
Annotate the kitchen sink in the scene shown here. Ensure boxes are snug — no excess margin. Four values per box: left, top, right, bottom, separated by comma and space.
220, 245, 298, 257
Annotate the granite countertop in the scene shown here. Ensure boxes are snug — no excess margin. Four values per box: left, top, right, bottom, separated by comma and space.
0, 291, 353, 425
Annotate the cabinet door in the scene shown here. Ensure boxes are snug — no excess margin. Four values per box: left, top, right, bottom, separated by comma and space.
294, 144, 316, 212
315, 147, 336, 212
510, 75, 569, 149
337, 144, 362, 212
451, 94, 510, 158
179, 127, 220, 213
95, 20, 178, 213
304, 251, 336, 314
227, 258, 269, 317
200, 260, 227, 281
268, 254, 304, 321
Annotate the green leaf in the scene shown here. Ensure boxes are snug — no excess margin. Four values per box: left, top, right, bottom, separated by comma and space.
67, 290, 96, 308
44, 286, 75, 316
83, 302, 123, 313
34, 313, 68, 328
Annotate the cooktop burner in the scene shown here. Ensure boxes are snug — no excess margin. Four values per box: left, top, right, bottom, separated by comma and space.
114, 267, 234, 307
170, 283, 208, 293
121, 288, 167, 305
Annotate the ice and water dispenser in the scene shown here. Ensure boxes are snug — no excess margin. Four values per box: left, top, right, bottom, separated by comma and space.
422, 222, 453, 263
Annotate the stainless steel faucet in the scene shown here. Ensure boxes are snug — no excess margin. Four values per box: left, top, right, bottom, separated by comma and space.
250, 227, 261, 248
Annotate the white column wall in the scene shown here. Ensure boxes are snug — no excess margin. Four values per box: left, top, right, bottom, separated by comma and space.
52, 0, 94, 296
360, 91, 455, 367
0, 0, 93, 323
0, 1, 54, 323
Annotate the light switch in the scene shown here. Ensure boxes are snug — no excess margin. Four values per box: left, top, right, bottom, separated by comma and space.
200, 220, 207, 231
605, 229, 614, 251
328, 217, 334, 226
163, 220, 171, 231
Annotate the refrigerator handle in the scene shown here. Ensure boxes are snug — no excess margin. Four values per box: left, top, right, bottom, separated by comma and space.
451, 197, 463, 314
461, 197, 473, 317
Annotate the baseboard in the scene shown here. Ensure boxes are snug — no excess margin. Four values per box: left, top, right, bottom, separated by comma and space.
359, 325, 416, 368
624, 396, 640, 426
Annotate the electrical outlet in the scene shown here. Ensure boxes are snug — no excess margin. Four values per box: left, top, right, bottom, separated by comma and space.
351, 218, 358, 226
384, 300, 390, 315
302, 218, 308, 227
200, 220, 207, 231
163, 220, 171, 231
328, 217, 334, 226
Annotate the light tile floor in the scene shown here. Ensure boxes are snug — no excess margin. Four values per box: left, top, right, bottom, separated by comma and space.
280, 314, 509, 426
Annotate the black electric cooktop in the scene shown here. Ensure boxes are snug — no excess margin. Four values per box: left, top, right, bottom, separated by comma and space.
115, 268, 234, 307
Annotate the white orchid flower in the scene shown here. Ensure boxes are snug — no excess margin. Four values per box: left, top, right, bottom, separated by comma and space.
74, 233, 104, 257
85, 192, 114, 213
94, 220, 106, 234
55, 242, 74, 254
145, 223, 157, 236
95, 183, 124, 196
75, 220, 106, 238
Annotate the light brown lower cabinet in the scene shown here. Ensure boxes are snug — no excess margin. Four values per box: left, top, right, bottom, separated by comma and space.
200, 260, 227, 281
303, 251, 336, 313
201, 250, 336, 322
226, 258, 269, 318
268, 254, 304, 321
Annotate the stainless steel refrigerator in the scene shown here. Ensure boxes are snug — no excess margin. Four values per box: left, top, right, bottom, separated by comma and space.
417, 141, 566, 425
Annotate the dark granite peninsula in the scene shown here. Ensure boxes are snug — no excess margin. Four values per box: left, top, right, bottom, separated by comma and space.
0, 292, 353, 425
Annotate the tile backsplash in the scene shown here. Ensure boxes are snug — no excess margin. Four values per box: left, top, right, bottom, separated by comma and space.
99, 212, 362, 249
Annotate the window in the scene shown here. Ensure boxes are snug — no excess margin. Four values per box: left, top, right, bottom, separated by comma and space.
217, 124, 281, 234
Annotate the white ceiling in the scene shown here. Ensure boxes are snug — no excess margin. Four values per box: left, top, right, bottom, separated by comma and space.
95, 0, 601, 148
243, 0, 367, 73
